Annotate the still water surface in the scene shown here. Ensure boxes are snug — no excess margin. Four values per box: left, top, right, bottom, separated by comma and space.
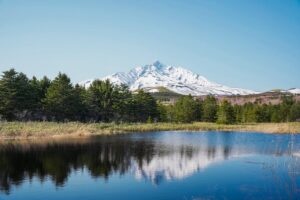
0, 131, 300, 200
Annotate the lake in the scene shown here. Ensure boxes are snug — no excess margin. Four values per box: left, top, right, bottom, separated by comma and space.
0, 131, 300, 200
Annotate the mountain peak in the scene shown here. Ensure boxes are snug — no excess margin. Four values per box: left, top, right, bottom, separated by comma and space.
80, 62, 257, 96
152, 60, 165, 68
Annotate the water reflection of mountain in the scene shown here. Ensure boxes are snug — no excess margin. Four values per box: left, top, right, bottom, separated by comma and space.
133, 147, 228, 185
0, 132, 299, 193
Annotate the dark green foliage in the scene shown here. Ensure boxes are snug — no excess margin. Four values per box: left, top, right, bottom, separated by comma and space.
43, 73, 82, 121
129, 90, 158, 122
233, 105, 243, 123
0, 69, 299, 124
74, 84, 89, 121
86, 80, 136, 122
173, 95, 199, 123
270, 105, 281, 123
279, 95, 294, 122
217, 100, 235, 124
241, 103, 256, 123
0, 69, 36, 120
30, 76, 51, 101
290, 102, 300, 121
86, 80, 117, 122
157, 103, 168, 122
110, 84, 132, 122
30, 76, 51, 113
202, 96, 217, 122
254, 104, 271, 123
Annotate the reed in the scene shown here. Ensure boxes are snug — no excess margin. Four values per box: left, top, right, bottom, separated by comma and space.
0, 122, 299, 139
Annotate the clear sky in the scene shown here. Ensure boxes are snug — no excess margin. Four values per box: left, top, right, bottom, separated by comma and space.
0, 0, 299, 91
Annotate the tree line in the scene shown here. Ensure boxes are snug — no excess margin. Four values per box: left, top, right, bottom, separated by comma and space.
160, 94, 300, 124
0, 69, 299, 124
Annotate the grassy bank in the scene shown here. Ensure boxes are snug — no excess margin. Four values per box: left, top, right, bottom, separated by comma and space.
0, 122, 300, 140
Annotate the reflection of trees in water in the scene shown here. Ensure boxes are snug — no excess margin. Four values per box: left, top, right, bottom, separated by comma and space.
0, 136, 234, 194
0, 139, 156, 194
0, 133, 299, 194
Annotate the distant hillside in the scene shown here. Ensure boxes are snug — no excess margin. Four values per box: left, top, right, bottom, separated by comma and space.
198, 91, 300, 105
144, 87, 182, 103
150, 89, 300, 105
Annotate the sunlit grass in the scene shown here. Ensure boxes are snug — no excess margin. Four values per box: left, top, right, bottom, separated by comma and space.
0, 121, 299, 139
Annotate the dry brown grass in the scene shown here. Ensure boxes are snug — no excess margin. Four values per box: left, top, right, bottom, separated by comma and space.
0, 122, 299, 140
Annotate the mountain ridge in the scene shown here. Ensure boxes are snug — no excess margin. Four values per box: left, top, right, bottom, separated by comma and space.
79, 61, 299, 96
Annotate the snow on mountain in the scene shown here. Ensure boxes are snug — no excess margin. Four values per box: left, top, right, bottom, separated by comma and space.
79, 61, 257, 96
287, 88, 300, 94
268, 88, 300, 95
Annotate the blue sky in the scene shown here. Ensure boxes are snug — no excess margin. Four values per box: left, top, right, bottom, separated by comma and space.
0, 0, 299, 91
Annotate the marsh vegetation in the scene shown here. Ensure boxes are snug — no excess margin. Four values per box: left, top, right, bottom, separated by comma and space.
1, 122, 300, 139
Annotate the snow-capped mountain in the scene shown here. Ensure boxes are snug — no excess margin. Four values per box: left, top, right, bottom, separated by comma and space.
80, 61, 257, 96
287, 88, 300, 94
268, 88, 300, 95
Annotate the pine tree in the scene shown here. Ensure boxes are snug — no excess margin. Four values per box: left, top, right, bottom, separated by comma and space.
217, 100, 235, 124
173, 95, 198, 123
270, 105, 281, 122
43, 73, 81, 121
290, 102, 300, 122
86, 80, 119, 122
279, 95, 294, 122
254, 104, 271, 122
157, 103, 168, 122
242, 103, 256, 123
0, 69, 35, 120
112, 84, 132, 122
202, 96, 217, 122
233, 105, 243, 123
29, 76, 51, 112
129, 90, 158, 122
74, 84, 89, 121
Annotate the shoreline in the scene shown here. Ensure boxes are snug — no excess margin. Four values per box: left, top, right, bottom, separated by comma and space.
0, 122, 300, 140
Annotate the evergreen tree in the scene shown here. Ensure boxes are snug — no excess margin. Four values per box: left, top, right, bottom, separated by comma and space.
86, 80, 117, 122
112, 84, 132, 122
194, 99, 203, 121
74, 84, 89, 121
29, 76, 51, 112
279, 95, 294, 122
217, 100, 235, 124
37, 76, 51, 100
1, 68, 300, 124
233, 105, 243, 123
0, 69, 35, 120
242, 103, 256, 123
173, 95, 198, 123
157, 103, 168, 122
43, 73, 81, 121
202, 96, 217, 122
290, 102, 300, 122
129, 90, 158, 122
270, 104, 281, 122
254, 104, 271, 122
